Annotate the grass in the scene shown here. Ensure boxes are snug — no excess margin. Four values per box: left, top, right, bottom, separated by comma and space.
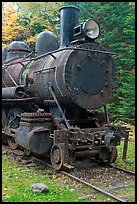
2, 138, 135, 202
2, 152, 112, 202
115, 140, 135, 171
2, 154, 82, 202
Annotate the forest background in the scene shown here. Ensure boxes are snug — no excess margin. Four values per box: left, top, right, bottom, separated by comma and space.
2, 2, 135, 125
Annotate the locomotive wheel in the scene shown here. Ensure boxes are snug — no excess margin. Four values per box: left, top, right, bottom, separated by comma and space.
24, 149, 31, 156
2, 109, 7, 129
7, 108, 22, 128
7, 137, 18, 150
50, 144, 64, 170
109, 146, 117, 163
99, 146, 117, 164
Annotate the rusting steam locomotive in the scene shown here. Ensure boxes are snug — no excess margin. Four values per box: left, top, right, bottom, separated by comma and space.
2, 6, 130, 170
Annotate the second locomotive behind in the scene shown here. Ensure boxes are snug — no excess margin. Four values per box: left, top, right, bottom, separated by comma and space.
2, 6, 130, 170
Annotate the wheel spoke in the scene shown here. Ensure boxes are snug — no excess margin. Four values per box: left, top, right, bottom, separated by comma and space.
7, 137, 18, 150
50, 144, 64, 170
99, 146, 117, 164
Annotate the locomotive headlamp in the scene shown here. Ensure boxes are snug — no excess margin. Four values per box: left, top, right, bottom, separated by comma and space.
83, 19, 100, 39
74, 19, 100, 41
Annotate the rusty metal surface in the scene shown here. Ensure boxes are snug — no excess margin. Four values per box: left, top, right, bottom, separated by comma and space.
65, 42, 116, 109
2, 97, 38, 102
32, 49, 72, 100
2, 86, 26, 99
2, 109, 7, 129
50, 143, 64, 170
52, 125, 121, 167
7, 137, 18, 150
2, 46, 8, 64
6, 41, 31, 62
15, 110, 53, 155
75, 150, 98, 158
2, 58, 29, 87
3, 40, 116, 109
20, 111, 51, 122
2, 5, 130, 174
29, 41, 116, 110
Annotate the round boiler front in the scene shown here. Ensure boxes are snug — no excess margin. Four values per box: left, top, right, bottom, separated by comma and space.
64, 42, 116, 109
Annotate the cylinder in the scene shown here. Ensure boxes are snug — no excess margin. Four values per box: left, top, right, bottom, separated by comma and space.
2, 86, 26, 99
59, 5, 79, 48
15, 125, 53, 156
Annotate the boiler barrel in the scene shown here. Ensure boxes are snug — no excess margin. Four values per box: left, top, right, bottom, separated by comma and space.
30, 42, 116, 109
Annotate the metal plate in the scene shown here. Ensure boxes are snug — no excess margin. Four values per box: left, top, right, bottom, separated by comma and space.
79, 59, 105, 95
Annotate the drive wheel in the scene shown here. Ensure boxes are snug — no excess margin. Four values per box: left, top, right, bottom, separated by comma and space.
99, 146, 117, 164
109, 146, 117, 163
24, 149, 31, 156
7, 137, 18, 150
50, 144, 64, 170
7, 108, 22, 128
2, 109, 7, 129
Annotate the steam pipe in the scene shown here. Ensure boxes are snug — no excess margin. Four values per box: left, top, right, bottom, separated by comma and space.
2, 86, 26, 99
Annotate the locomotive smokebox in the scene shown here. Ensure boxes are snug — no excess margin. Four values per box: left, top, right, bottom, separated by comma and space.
59, 5, 79, 48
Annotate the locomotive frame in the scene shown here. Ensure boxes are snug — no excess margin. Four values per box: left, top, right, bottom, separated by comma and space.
2, 5, 131, 170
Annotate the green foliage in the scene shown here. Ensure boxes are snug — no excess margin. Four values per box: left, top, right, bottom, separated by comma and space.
2, 153, 110, 202
2, 2, 21, 46
16, 2, 63, 49
115, 140, 135, 170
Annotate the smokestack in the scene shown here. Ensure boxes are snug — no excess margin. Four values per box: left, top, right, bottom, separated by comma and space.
59, 5, 79, 48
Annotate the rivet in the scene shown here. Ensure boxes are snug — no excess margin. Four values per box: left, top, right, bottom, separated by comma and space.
77, 65, 81, 70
